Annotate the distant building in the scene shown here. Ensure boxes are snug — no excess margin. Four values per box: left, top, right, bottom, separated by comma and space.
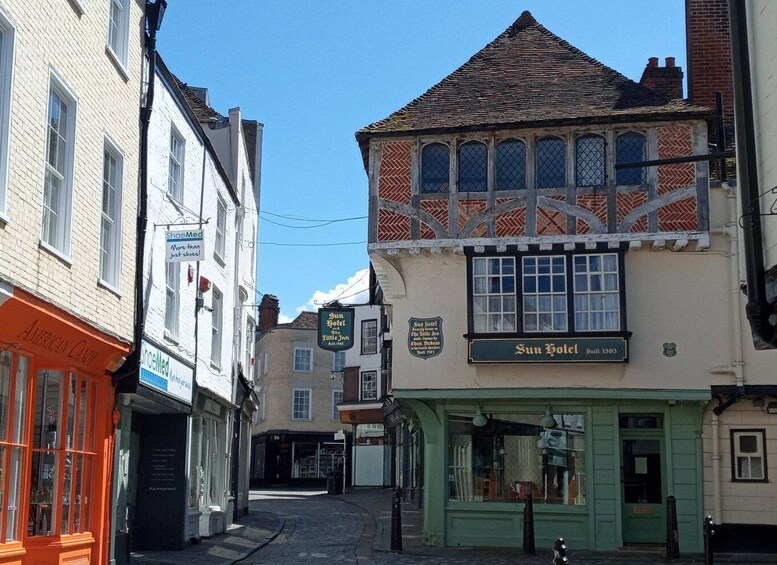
251, 296, 348, 486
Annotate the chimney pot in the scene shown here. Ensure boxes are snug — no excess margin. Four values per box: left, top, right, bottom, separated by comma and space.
648, 57, 659, 68
665, 56, 676, 68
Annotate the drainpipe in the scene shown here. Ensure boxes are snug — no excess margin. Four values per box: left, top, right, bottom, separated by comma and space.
711, 413, 722, 523
728, 0, 777, 348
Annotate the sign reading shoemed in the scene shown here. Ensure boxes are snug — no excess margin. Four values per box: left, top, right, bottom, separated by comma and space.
139, 340, 194, 404
469, 337, 628, 363
166, 230, 204, 262
317, 307, 355, 351
408, 317, 443, 359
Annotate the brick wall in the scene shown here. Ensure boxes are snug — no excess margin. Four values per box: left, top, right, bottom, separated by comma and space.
685, 0, 734, 140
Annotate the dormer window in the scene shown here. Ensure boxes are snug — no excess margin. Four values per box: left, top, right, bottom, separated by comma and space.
458, 140, 487, 192
421, 142, 449, 193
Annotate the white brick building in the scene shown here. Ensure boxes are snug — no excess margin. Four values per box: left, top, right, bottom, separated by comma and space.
111, 53, 261, 555
0, 1, 143, 564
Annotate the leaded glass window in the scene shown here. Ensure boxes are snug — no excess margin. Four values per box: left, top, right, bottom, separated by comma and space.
421, 143, 449, 193
536, 137, 566, 189
616, 132, 646, 185
575, 134, 605, 187
458, 141, 487, 192
496, 139, 526, 190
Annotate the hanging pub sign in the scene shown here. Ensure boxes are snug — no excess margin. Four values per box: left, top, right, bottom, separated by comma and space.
408, 317, 443, 359
317, 306, 355, 351
166, 229, 205, 262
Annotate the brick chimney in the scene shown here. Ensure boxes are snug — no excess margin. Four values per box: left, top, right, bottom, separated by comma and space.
639, 56, 684, 101
685, 0, 734, 145
258, 294, 280, 331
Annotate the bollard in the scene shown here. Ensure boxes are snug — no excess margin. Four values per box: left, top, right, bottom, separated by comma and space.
390, 487, 403, 552
703, 515, 715, 565
523, 493, 536, 555
666, 495, 680, 561
553, 537, 569, 565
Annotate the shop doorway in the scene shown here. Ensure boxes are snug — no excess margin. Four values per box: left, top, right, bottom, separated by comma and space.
620, 416, 666, 545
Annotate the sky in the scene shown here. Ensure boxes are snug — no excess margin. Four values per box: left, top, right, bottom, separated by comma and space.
157, 1, 687, 323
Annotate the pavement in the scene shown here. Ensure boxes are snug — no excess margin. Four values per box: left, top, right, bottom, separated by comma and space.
129, 487, 777, 564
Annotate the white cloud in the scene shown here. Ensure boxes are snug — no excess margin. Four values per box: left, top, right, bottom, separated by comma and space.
282, 268, 370, 320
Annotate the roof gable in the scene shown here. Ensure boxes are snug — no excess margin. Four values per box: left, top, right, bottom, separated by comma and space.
357, 11, 707, 139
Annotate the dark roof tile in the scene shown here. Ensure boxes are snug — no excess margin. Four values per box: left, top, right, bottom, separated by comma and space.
278, 311, 318, 330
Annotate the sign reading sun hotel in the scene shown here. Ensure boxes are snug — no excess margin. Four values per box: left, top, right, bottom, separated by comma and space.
317, 306, 355, 351
469, 337, 628, 363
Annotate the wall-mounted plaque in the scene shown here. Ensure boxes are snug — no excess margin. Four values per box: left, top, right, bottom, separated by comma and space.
408, 317, 443, 359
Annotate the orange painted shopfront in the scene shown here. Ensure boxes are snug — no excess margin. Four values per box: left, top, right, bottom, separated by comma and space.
0, 288, 130, 565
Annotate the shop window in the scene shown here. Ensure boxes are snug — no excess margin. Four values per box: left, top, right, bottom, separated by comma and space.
292, 389, 311, 420
293, 347, 312, 372
188, 416, 225, 509
575, 134, 605, 187
448, 412, 586, 504
332, 390, 343, 421
29, 370, 95, 537
421, 143, 449, 193
0, 352, 28, 543
361, 320, 377, 354
616, 132, 646, 186
731, 430, 767, 482
536, 137, 566, 189
361, 371, 377, 401
468, 251, 624, 335
291, 442, 343, 479
458, 140, 487, 192
496, 139, 526, 190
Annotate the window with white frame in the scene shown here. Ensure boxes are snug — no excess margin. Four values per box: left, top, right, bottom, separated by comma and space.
107, 0, 130, 69
292, 389, 311, 420
245, 319, 254, 374
332, 390, 343, 421
100, 138, 123, 287
468, 250, 624, 335
215, 195, 226, 260
731, 430, 767, 481
333, 350, 345, 373
168, 128, 184, 202
293, 347, 312, 372
0, 13, 15, 217
211, 287, 223, 366
164, 262, 179, 337
361, 370, 377, 401
41, 75, 77, 255
361, 320, 377, 355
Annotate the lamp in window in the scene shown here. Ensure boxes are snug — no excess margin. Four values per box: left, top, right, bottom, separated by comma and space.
541, 406, 557, 429
472, 406, 488, 427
